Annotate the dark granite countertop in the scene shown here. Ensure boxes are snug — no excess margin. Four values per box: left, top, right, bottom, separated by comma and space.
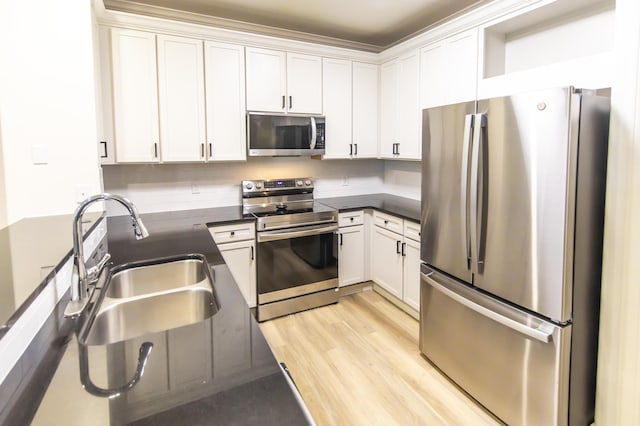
2, 196, 421, 425
6, 208, 310, 426
318, 194, 421, 222
0, 212, 103, 331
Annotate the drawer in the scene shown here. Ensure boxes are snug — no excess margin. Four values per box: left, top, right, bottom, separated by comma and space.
373, 210, 403, 234
403, 220, 421, 242
338, 210, 364, 227
208, 222, 255, 244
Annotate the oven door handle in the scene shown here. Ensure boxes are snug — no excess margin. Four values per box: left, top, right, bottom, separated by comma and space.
257, 223, 338, 242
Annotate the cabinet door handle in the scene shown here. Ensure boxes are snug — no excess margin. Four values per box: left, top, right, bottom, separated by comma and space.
396, 240, 401, 254
289, 95, 292, 109
401, 242, 406, 257
340, 233, 343, 246
201, 143, 205, 158
250, 245, 254, 260
354, 143, 358, 156
282, 95, 286, 109
209, 143, 213, 158
100, 141, 108, 158
396, 143, 400, 155
154, 143, 159, 159
349, 143, 353, 156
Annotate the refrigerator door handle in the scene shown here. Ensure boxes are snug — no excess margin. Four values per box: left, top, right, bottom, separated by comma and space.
469, 113, 487, 274
421, 270, 552, 343
461, 114, 474, 270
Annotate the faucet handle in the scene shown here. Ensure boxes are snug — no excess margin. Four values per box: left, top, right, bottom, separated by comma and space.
87, 253, 112, 284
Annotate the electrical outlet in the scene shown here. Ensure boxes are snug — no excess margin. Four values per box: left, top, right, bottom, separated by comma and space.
191, 183, 200, 194
342, 176, 349, 186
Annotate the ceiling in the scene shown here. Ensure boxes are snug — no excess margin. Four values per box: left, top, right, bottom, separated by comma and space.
104, 0, 486, 52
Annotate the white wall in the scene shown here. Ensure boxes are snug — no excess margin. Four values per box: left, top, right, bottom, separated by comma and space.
102, 158, 386, 213
595, 0, 640, 423
0, 0, 102, 227
383, 160, 421, 200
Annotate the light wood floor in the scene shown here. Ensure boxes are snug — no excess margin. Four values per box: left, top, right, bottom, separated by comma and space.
259, 289, 501, 426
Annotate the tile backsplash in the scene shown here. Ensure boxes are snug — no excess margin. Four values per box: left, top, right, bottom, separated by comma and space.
103, 157, 420, 214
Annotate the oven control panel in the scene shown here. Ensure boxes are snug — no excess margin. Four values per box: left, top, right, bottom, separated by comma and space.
242, 177, 314, 194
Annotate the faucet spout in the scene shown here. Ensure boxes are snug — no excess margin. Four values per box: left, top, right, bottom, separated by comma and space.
64, 193, 149, 318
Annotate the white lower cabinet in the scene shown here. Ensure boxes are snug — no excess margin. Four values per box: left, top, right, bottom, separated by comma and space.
216, 240, 256, 308
338, 211, 366, 286
371, 212, 421, 311
402, 237, 421, 311
208, 222, 256, 308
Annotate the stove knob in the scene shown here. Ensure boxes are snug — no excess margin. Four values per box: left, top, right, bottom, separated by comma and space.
304, 179, 312, 186
245, 182, 254, 190
255, 182, 263, 189
296, 180, 303, 187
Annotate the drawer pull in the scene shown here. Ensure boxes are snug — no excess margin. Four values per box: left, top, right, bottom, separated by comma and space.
230, 231, 235, 236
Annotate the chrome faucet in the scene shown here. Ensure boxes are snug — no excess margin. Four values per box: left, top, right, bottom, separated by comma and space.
64, 193, 149, 318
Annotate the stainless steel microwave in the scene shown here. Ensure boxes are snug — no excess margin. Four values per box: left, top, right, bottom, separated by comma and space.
247, 112, 325, 157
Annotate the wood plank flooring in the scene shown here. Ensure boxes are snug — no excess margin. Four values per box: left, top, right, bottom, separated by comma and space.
259, 289, 501, 426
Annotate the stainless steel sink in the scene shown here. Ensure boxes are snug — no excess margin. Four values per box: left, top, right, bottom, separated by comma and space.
80, 254, 219, 346
106, 257, 208, 298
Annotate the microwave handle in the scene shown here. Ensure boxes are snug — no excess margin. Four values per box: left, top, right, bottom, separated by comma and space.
310, 116, 317, 149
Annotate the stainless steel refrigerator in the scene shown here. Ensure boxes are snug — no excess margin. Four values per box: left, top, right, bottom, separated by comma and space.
419, 87, 610, 426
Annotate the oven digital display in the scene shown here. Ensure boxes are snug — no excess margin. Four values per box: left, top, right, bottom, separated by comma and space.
264, 179, 295, 189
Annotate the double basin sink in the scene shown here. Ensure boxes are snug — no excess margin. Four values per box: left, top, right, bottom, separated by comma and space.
80, 254, 220, 346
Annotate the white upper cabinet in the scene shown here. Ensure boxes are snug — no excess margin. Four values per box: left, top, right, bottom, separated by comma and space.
421, 28, 478, 109
245, 47, 287, 112
352, 62, 379, 158
111, 28, 159, 163
322, 58, 352, 159
204, 41, 246, 161
245, 47, 322, 114
286, 52, 323, 113
157, 34, 206, 162
380, 50, 421, 160
380, 60, 398, 159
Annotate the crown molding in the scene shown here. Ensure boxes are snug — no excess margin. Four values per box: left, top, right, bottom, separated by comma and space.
102, 0, 383, 53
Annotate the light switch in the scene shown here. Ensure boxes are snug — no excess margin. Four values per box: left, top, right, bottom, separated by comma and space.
31, 144, 49, 165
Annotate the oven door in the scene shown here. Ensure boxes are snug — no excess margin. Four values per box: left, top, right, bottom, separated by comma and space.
257, 223, 338, 304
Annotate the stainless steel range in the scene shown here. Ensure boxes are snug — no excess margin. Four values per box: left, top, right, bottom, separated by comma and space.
242, 177, 339, 321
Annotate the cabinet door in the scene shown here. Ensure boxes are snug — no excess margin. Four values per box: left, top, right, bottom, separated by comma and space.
217, 239, 256, 307
322, 58, 352, 159
420, 40, 448, 109
379, 60, 398, 159
352, 62, 379, 158
286, 52, 322, 114
421, 28, 478, 109
402, 237, 421, 311
245, 47, 286, 112
111, 28, 159, 163
339, 225, 365, 286
444, 29, 478, 105
371, 226, 403, 298
204, 41, 246, 161
396, 50, 421, 160
157, 35, 206, 162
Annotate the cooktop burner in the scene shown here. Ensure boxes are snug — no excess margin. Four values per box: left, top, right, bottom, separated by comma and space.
241, 178, 337, 230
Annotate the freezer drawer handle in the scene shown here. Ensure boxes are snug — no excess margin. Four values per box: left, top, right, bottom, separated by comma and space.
421, 271, 553, 343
